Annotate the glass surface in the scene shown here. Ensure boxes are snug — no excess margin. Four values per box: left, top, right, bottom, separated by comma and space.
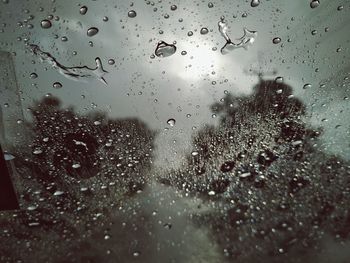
0, 0, 349, 262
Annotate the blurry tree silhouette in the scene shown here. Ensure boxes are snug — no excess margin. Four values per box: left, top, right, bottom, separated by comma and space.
163, 79, 350, 262
0, 96, 156, 262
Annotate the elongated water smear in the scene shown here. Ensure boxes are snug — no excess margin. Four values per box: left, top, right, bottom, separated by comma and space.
218, 17, 257, 54
28, 44, 108, 85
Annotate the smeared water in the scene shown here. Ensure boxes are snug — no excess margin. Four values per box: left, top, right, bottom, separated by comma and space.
218, 17, 257, 54
29, 44, 108, 85
155, 41, 177, 57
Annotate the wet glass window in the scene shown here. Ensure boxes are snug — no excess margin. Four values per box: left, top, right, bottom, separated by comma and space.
0, 0, 349, 262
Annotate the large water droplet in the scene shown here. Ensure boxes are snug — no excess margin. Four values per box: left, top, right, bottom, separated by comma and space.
40, 19, 52, 29
87, 27, 99, 37
155, 41, 177, 57
79, 6, 88, 15
167, 118, 176, 127
128, 10, 137, 18
251, 0, 260, 7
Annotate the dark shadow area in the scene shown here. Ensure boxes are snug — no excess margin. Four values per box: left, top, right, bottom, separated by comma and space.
162, 79, 350, 262
0, 144, 19, 210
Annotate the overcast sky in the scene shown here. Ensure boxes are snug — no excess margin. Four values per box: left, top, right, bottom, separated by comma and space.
0, 0, 349, 165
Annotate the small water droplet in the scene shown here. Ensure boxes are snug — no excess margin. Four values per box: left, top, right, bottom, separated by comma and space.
187, 31, 193, 36
275, 76, 283, 83
310, 0, 320, 8
87, 27, 99, 37
163, 223, 172, 229
53, 190, 64, 196
191, 151, 199, 156
72, 163, 81, 169
40, 19, 52, 29
133, 251, 140, 257
30, 72, 38, 79
200, 27, 209, 35
33, 148, 43, 155
273, 37, 281, 44
79, 6, 88, 15
303, 83, 312, 89
208, 2, 214, 8
128, 10, 137, 18
167, 118, 176, 127
170, 5, 177, 11
251, 0, 260, 7
53, 82, 62, 89
108, 59, 115, 65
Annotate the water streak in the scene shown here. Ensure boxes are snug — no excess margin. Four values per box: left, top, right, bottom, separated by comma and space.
29, 44, 108, 85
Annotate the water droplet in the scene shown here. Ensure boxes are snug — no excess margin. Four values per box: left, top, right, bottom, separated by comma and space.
53, 190, 64, 196
87, 27, 99, 37
303, 83, 312, 89
191, 151, 199, 156
170, 5, 177, 11
187, 31, 193, 36
27, 205, 38, 211
273, 37, 281, 44
4, 152, 15, 161
163, 223, 172, 229
310, 0, 320, 8
40, 19, 52, 29
79, 6, 88, 15
251, 0, 260, 7
72, 163, 81, 169
133, 251, 140, 257
108, 59, 115, 65
155, 41, 177, 57
33, 148, 43, 155
30, 72, 38, 79
275, 76, 283, 83
104, 234, 111, 240
208, 2, 214, 8
337, 5, 343, 11
128, 10, 137, 18
200, 27, 209, 35
208, 191, 216, 196
181, 50, 187, 55
167, 118, 176, 127
53, 82, 62, 89
94, 120, 101, 125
